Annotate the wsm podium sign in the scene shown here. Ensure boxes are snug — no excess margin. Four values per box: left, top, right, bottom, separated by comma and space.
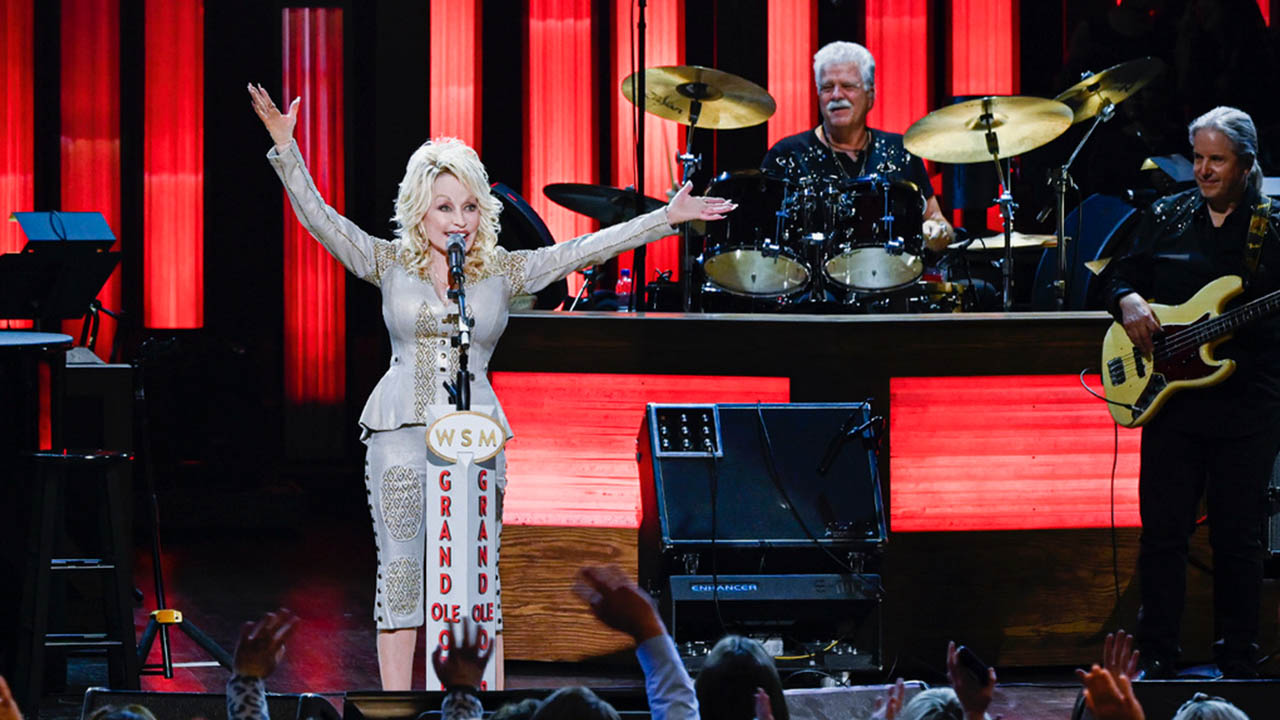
423, 406, 505, 689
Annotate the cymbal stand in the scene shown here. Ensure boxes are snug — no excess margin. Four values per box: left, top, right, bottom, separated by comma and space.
1048, 95, 1115, 309
629, 0, 648, 312
676, 94, 705, 312
979, 98, 1017, 311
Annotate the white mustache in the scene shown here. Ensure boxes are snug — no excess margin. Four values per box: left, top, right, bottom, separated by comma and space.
826, 99, 853, 112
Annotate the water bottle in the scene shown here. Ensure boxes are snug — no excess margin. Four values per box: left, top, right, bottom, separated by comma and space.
615, 268, 632, 310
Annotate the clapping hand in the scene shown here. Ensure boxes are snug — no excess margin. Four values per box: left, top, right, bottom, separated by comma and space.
1102, 630, 1140, 679
247, 83, 300, 150
871, 677, 906, 720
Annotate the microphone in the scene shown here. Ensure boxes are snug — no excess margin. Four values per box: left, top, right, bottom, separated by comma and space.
446, 232, 466, 281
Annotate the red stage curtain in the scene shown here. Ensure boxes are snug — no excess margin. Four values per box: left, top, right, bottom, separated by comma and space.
61, 0, 121, 356
527, 0, 600, 300
493, 371, 790, 527
865, 0, 930, 135
282, 8, 346, 404
890, 375, 1141, 531
610, 0, 683, 285
429, 0, 482, 149
766, 0, 817, 146
0, 0, 33, 329
144, 0, 203, 329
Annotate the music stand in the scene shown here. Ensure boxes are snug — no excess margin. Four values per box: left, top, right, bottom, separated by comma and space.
0, 212, 120, 323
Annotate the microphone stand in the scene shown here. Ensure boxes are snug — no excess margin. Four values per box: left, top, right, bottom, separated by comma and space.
978, 98, 1017, 311
444, 245, 473, 412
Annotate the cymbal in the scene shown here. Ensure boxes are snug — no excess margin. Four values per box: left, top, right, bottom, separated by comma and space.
904, 96, 1073, 164
1055, 57, 1164, 124
622, 65, 776, 129
953, 232, 1059, 251
543, 183, 664, 226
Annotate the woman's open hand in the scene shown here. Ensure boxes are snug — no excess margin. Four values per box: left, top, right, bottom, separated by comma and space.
248, 83, 300, 150
664, 181, 736, 225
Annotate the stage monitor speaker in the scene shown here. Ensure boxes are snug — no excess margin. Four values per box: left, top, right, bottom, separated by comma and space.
638, 402, 885, 584
80, 687, 339, 720
1072, 680, 1280, 720
1031, 193, 1140, 310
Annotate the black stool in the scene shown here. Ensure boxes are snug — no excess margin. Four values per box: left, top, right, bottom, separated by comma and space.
14, 450, 140, 718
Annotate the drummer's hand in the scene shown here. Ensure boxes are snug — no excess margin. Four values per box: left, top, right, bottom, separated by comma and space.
922, 219, 953, 252
248, 83, 300, 151
1119, 292, 1161, 355
665, 181, 737, 225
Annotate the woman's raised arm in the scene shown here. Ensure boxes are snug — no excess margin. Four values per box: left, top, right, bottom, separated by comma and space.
247, 83, 300, 152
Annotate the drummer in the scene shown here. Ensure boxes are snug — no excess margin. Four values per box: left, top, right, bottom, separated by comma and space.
762, 41, 954, 253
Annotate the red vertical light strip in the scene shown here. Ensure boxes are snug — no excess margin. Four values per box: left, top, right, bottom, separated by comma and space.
61, 0, 121, 355
950, 0, 1019, 96
766, 0, 817, 146
950, 0, 1019, 229
429, 0, 482, 149
282, 9, 346, 404
144, 0, 203, 329
527, 0, 599, 300
865, 0, 930, 135
0, 0, 33, 330
1259, 1, 1270, 25
611, 0, 683, 284
37, 360, 51, 450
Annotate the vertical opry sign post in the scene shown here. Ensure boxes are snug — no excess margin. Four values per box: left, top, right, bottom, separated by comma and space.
424, 405, 505, 690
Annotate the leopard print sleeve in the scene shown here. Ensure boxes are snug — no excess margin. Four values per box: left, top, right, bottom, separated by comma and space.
227, 675, 269, 720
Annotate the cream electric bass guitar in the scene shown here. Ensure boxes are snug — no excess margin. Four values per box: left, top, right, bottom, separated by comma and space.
1101, 275, 1280, 428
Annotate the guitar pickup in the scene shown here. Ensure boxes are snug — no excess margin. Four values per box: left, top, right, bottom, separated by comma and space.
1107, 356, 1126, 385
1132, 348, 1146, 378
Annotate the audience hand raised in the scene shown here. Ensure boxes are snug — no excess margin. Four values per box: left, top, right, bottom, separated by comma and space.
233, 608, 299, 679
946, 641, 995, 720
1076, 665, 1144, 720
572, 565, 666, 643
431, 619, 492, 690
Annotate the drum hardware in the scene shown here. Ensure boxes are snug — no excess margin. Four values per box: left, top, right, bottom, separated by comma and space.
904, 95, 1073, 310
623, 65, 776, 311
1045, 57, 1165, 309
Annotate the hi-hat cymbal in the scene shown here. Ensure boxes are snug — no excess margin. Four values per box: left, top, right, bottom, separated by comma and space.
544, 183, 664, 226
1055, 57, 1165, 124
904, 96, 1073, 164
622, 65, 776, 129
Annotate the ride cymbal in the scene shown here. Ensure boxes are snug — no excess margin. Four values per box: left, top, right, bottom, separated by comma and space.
904, 96, 1073, 164
622, 65, 776, 129
1054, 57, 1165, 124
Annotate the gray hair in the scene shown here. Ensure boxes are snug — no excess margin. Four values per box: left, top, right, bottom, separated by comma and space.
1172, 693, 1250, 720
1188, 106, 1263, 192
813, 41, 875, 90
898, 688, 964, 720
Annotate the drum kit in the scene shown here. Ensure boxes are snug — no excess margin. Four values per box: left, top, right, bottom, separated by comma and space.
545, 56, 1164, 314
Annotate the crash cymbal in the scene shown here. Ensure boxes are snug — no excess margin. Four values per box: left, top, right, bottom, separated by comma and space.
1055, 57, 1164, 124
544, 183, 664, 226
904, 96, 1073, 164
953, 231, 1059, 251
622, 65, 776, 129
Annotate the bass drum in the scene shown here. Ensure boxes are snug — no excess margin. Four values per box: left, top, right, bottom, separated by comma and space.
701, 171, 810, 297
824, 176, 925, 292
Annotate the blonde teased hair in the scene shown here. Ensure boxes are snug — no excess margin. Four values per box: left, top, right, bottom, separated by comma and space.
393, 137, 503, 278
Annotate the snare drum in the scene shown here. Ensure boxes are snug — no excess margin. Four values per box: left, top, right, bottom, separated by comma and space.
824, 176, 925, 292
701, 172, 810, 297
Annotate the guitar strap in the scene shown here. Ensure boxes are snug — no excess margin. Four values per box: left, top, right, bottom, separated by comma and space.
1243, 196, 1273, 278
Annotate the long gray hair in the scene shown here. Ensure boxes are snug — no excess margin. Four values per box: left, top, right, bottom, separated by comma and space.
1172, 692, 1250, 720
1188, 106, 1264, 193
